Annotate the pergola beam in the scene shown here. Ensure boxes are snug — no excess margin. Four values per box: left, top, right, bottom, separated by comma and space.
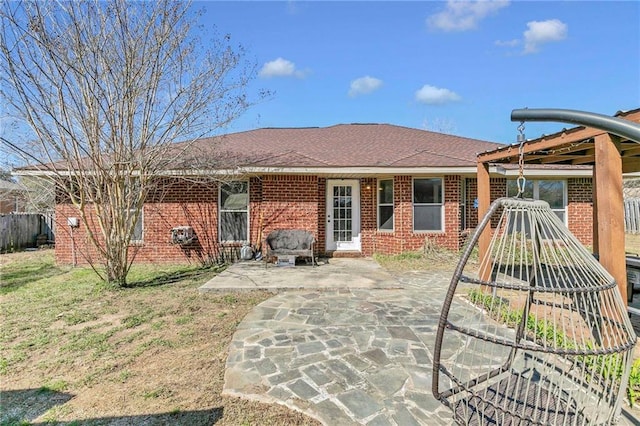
478, 127, 607, 163
476, 108, 640, 306
621, 145, 640, 157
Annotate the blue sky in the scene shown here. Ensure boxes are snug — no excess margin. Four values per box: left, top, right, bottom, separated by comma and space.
201, 0, 639, 144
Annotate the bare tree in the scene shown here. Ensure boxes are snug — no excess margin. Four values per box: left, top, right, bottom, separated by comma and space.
0, 169, 13, 182
0, 0, 263, 286
421, 117, 457, 135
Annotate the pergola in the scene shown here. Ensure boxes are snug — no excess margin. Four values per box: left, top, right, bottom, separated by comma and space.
476, 108, 640, 305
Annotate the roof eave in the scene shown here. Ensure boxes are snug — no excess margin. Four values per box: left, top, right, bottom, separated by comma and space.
15, 164, 594, 178
160, 166, 481, 177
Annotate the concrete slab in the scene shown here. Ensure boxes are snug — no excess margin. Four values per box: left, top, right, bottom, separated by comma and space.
199, 258, 403, 292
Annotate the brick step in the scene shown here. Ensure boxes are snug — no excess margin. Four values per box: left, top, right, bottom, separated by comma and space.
326, 251, 363, 258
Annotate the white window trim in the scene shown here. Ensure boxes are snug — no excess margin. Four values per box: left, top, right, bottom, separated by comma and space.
377, 178, 394, 231
412, 177, 445, 233
218, 180, 250, 243
506, 179, 568, 225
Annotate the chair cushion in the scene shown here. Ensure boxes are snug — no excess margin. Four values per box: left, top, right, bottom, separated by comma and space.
267, 230, 313, 251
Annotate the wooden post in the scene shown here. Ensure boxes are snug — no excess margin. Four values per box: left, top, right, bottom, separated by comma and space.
594, 133, 627, 305
477, 161, 491, 281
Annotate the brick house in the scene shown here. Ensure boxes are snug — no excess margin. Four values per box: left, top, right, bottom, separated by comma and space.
52, 124, 594, 264
0, 180, 28, 214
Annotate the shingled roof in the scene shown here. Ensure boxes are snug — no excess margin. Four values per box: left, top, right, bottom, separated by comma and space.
188, 123, 503, 169
14, 123, 504, 175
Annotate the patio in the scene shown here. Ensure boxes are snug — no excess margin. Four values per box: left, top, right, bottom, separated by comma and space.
201, 259, 640, 425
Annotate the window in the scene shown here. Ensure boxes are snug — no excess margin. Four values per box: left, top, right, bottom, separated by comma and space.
507, 179, 566, 223
413, 178, 443, 231
127, 208, 143, 243
538, 180, 566, 222
120, 177, 143, 243
219, 181, 249, 242
378, 179, 394, 230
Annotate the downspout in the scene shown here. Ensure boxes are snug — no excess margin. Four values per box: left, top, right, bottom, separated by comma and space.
70, 226, 77, 267
511, 108, 640, 143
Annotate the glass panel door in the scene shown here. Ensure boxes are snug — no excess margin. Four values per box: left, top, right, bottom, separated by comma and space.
326, 180, 360, 251
333, 185, 353, 242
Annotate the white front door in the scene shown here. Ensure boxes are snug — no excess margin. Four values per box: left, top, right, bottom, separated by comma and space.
326, 179, 361, 252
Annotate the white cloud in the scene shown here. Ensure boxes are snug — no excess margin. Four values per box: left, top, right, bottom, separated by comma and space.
415, 85, 461, 105
348, 76, 383, 97
427, 0, 510, 32
523, 19, 568, 53
495, 39, 520, 47
259, 57, 305, 78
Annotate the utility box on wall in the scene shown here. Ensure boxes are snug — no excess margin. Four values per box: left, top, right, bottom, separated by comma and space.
170, 226, 195, 245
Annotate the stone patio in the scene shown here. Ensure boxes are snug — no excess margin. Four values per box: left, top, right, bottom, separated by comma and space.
202, 260, 640, 425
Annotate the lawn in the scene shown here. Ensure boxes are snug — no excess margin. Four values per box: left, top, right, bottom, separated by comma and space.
373, 233, 640, 271
373, 238, 474, 272
0, 250, 319, 425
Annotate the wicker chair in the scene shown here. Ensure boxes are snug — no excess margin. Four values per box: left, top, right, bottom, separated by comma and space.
433, 197, 637, 425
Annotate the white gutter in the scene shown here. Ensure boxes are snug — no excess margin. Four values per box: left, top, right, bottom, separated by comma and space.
163, 166, 481, 176
492, 165, 593, 178
15, 166, 481, 177
14, 165, 594, 178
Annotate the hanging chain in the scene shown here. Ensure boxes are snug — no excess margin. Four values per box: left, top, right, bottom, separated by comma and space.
516, 121, 526, 197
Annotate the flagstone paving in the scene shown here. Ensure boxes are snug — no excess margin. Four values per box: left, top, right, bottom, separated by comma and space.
222, 272, 455, 425
220, 266, 640, 425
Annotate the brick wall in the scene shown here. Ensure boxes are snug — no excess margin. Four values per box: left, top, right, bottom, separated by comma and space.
360, 178, 376, 255
365, 175, 464, 255
462, 177, 506, 231
53, 174, 595, 264
260, 175, 319, 237
463, 176, 593, 247
567, 177, 593, 246
249, 176, 263, 247
55, 178, 221, 265
464, 177, 477, 230
55, 203, 101, 265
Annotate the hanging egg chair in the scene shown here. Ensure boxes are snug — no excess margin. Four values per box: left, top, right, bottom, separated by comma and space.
432, 196, 637, 425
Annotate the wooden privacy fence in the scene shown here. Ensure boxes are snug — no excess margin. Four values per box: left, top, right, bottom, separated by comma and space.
0, 212, 54, 252
625, 198, 640, 234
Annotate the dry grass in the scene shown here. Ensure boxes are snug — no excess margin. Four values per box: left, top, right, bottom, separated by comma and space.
0, 250, 319, 425
374, 233, 640, 272
373, 239, 477, 272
